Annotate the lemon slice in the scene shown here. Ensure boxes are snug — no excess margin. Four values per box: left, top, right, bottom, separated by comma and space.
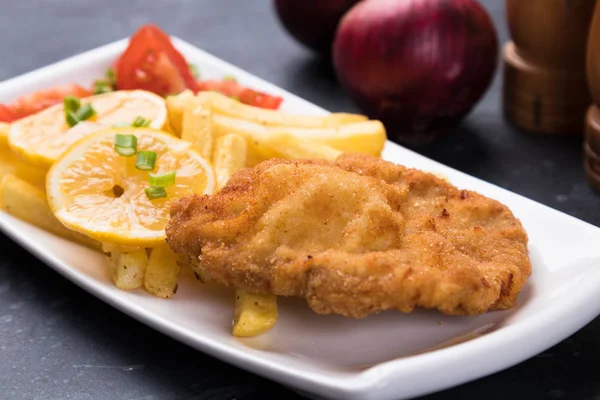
0, 122, 9, 148
46, 128, 214, 247
8, 90, 167, 169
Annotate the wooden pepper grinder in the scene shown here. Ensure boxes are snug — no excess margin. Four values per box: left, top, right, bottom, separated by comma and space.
503, 0, 595, 135
585, 2, 600, 191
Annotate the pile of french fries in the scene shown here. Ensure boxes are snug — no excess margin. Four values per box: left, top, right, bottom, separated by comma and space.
0, 88, 386, 337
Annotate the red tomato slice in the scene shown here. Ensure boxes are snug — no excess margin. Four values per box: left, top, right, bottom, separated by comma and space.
7, 84, 91, 121
197, 80, 283, 110
116, 24, 199, 97
0, 104, 17, 122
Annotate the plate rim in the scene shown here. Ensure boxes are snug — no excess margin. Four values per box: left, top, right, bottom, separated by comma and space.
1, 37, 599, 400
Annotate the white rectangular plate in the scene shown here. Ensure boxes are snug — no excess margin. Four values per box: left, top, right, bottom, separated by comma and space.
1, 38, 600, 400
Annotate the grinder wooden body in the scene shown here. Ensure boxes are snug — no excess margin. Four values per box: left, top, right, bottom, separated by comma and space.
585, 2, 600, 191
503, 0, 595, 135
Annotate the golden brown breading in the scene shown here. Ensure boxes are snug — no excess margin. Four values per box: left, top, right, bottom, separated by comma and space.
166, 154, 531, 318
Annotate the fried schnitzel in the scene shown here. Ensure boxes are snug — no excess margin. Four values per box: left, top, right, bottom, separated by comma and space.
166, 154, 531, 318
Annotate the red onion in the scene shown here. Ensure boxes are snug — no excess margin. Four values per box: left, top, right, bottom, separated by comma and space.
333, 0, 498, 146
274, 0, 362, 56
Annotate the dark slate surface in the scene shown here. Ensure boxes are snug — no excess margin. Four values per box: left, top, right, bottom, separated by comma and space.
0, 1, 599, 399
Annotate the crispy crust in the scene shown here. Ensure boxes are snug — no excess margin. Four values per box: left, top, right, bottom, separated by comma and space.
166, 154, 531, 318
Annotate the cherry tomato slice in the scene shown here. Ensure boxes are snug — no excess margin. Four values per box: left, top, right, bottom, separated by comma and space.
197, 80, 283, 110
0, 104, 17, 123
116, 24, 199, 97
7, 84, 91, 121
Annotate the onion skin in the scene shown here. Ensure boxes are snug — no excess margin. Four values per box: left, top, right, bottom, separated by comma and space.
274, 0, 362, 56
333, 0, 498, 146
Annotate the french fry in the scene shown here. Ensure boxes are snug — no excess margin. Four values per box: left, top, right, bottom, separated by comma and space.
198, 91, 367, 128
211, 145, 278, 337
0, 146, 47, 191
212, 114, 386, 161
271, 120, 387, 157
233, 290, 278, 337
144, 243, 180, 299
1, 123, 46, 190
166, 89, 195, 136
212, 133, 247, 189
175, 253, 215, 284
181, 97, 213, 160
263, 133, 342, 161
0, 174, 100, 250
211, 114, 283, 162
102, 243, 148, 290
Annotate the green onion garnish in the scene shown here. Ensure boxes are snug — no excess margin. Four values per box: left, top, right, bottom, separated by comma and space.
75, 103, 96, 122
223, 74, 237, 82
135, 151, 157, 171
145, 186, 167, 200
93, 80, 113, 94
92, 69, 117, 95
64, 96, 80, 113
114, 134, 137, 157
132, 116, 152, 128
64, 96, 81, 126
66, 111, 79, 128
106, 68, 116, 85
148, 171, 176, 187
189, 63, 200, 79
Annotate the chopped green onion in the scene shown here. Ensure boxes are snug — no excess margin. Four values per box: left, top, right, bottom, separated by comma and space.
189, 63, 200, 79
114, 134, 137, 157
66, 111, 79, 127
115, 134, 137, 148
94, 86, 112, 95
116, 146, 137, 157
132, 116, 152, 128
112, 117, 151, 129
145, 186, 167, 200
148, 171, 176, 187
92, 69, 116, 95
135, 151, 157, 171
106, 68, 116, 85
93, 80, 113, 94
64, 96, 80, 113
75, 103, 96, 122
64, 96, 81, 126
223, 74, 237, 82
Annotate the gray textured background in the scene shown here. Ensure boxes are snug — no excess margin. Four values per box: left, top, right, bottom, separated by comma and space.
1, 1, 599, 399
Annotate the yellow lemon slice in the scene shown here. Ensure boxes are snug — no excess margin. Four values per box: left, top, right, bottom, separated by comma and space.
46, 128, 215, 247
0, 122, 9, 148
8, 90, 167, 169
